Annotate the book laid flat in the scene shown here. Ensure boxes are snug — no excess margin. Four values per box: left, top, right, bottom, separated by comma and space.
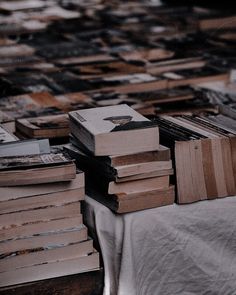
0, 138, 50, 157
0, 171, 84, 202
0, 250, 99, 288
87, 186, 175, 213
0, 153, 76, 186
69, 104, 159, 156
16, 114, 69, 139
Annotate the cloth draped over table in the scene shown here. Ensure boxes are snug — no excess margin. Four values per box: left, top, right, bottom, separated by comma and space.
84, 195, 236, 295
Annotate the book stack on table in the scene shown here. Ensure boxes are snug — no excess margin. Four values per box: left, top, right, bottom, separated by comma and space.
66, 104, 175, 213
0, 138, 99, 288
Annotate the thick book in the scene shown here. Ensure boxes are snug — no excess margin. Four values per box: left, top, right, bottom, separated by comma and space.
0, 171, 84, 202
0, 153, 76, 186
0, 251, 99, 288
70, 134, 170, 165
69, 104, 159, 156
65, 144, 172, 181
87, 186, 175, 213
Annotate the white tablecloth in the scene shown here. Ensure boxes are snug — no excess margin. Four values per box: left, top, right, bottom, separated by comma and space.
83, 195, 236, 295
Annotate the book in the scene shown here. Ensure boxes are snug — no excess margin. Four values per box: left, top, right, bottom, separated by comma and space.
65, 144, 172, 181
70, 134, 170, 165
87, 186, 175, 213
0, 225, 88, 255
0, 171, 84, 202
16, 114, 69, 139
0, 216, 83, 242
0, 239, 94, 273
0, 139, 50, 157
0, 153, 76, 186
69, 104, 159, 156
0, 203, 81, 230
107, 176, 169, 194
0, 187, 84, 215
0, 250, 99, 288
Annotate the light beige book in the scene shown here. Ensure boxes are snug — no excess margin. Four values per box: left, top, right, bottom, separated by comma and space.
89, 186, 175, 213
109, 145, 170, 166
0, 251, 99, 288
0, 216, 83, 242
0, 171, 84, 202
0, 187, 84, 215
16, 114, 69, 139
115, 168, 174, 182
69, 104, 159, 156
115, 160, 172, 178
0, 203, 81, 230
0, 239, 94, 273
0, 153, 76, 186
0, 225, 87, 255
108, 175, 169, 194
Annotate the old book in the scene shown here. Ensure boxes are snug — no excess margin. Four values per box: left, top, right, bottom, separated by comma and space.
0, 153, 76, 186
87, 186, 175, 213
0, 224, 88, 255
0, 171, 84, 202
0, 187, 84, 215
0, 250, 99, 288
65, 144, 172, 181
16, 114, 69, 139
70, 134, 170, 166
0, 139, 50, 157
0, 239, 93, 273
108, 176, 169, 194
69, 104, 159, 156
0, 216, 83, 242
0, 203, 81, 230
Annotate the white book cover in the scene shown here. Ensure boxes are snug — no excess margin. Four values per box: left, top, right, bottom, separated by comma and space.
70, 104, 156, 136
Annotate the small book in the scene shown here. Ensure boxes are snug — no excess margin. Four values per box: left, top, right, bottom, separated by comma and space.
16, 114, 69, 139
69, 104, 159, 156
0, 153, 76, 186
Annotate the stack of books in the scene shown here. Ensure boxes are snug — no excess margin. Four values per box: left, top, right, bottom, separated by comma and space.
66, 104, 175, 213
155, 115, 236, 204
0, 140, 99, 288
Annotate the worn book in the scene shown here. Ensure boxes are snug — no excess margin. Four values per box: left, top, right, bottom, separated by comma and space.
0, 250, 99, 288
0, 153, 76, 186
16, 114, 69, 139
87, 186, 175, 213
69, 104, 159, 156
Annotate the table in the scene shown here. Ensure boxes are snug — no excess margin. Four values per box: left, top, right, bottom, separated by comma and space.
83, 195, 236, 295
